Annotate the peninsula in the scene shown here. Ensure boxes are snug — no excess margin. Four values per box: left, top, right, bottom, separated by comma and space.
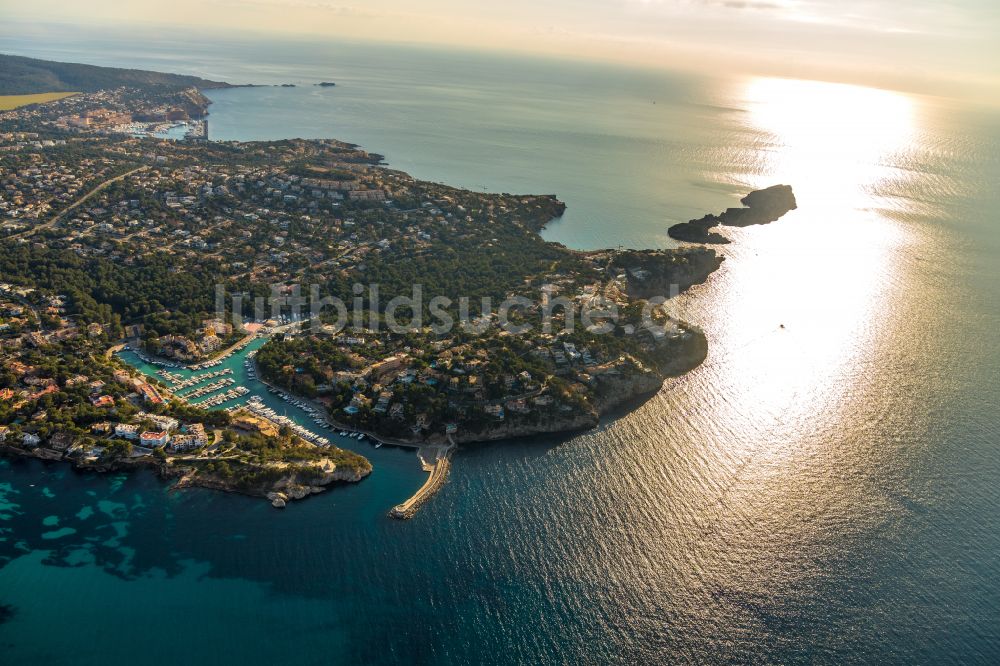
0, 55, 786, 510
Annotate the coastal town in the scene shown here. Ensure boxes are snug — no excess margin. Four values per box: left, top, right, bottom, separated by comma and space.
1, 56, 724, 512
0, 283, 371, 506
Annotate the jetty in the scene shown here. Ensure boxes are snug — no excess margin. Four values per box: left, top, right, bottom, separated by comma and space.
389, 439, 455, 519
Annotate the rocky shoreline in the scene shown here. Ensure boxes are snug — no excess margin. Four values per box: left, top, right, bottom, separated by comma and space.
611, 247, 725, 299
447, 327, 708, 445
167, 457, 372, 508
1, 444, 371, 507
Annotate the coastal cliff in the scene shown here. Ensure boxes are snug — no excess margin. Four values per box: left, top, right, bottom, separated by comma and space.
592, 326, 708, 412
130, 87, 216, 121
520, 195, 568, 232
454, 408, 599, 444
174, 87, 215, 119
613, 247, 725, 299
451, 327, 708, 445
1, 443, 371, 508
167, 456, 372, 507
590, 366, 665, 413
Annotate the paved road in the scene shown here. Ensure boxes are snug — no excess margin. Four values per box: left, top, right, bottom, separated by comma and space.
7, 165, 149, 241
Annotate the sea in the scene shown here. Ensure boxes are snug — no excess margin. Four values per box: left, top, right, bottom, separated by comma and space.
1, 27, 999, 665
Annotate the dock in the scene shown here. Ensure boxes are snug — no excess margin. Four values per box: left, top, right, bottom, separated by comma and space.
389, 439, 455, 519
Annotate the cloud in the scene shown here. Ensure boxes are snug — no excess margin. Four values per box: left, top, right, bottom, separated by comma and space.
208, 0, 380, 19
629, 0, 791, 14
721, 1, 783, 9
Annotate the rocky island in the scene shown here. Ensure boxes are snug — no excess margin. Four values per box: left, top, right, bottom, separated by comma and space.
668, 184, 797, 244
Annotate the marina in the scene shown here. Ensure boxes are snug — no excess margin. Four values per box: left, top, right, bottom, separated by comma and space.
120, 119, 207, 141
180, 377, 236, 400
115, 337, 395, 455
158, 367, 233, 391
245, 396, 330, 446
196, 385, 249, 408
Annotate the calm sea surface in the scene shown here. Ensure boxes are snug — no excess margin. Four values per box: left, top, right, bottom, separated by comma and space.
2, 30, 999, 664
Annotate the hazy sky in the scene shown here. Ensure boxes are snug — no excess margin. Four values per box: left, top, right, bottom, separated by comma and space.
6, 0, 1000, 99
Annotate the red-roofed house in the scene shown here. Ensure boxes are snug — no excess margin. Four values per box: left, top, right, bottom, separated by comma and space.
29, 385, 58, 401
136, 383, 164, 406
140, 431, 170, 448
91, 395, 115, 408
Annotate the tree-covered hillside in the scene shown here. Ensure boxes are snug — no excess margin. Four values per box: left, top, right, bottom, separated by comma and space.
0, 54, 232, 94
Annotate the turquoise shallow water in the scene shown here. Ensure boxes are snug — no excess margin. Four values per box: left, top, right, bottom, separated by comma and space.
2, 29, 1000, 664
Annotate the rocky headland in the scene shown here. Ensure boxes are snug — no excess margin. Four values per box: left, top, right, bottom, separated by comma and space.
611, 247, 725, 299
167, 455, 372, 508
668, 184, 797, 244
1, 442, 371, 508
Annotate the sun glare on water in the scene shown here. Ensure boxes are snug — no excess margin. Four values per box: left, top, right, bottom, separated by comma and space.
681, 78, 924, 480
645, 78, 934, 592
743, 77, 917, 210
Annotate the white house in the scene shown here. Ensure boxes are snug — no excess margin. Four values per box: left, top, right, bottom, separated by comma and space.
114, 424, 140, 440
186, 423, 208, 446
137, 412, 179, 432
168, 435, 199, 452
